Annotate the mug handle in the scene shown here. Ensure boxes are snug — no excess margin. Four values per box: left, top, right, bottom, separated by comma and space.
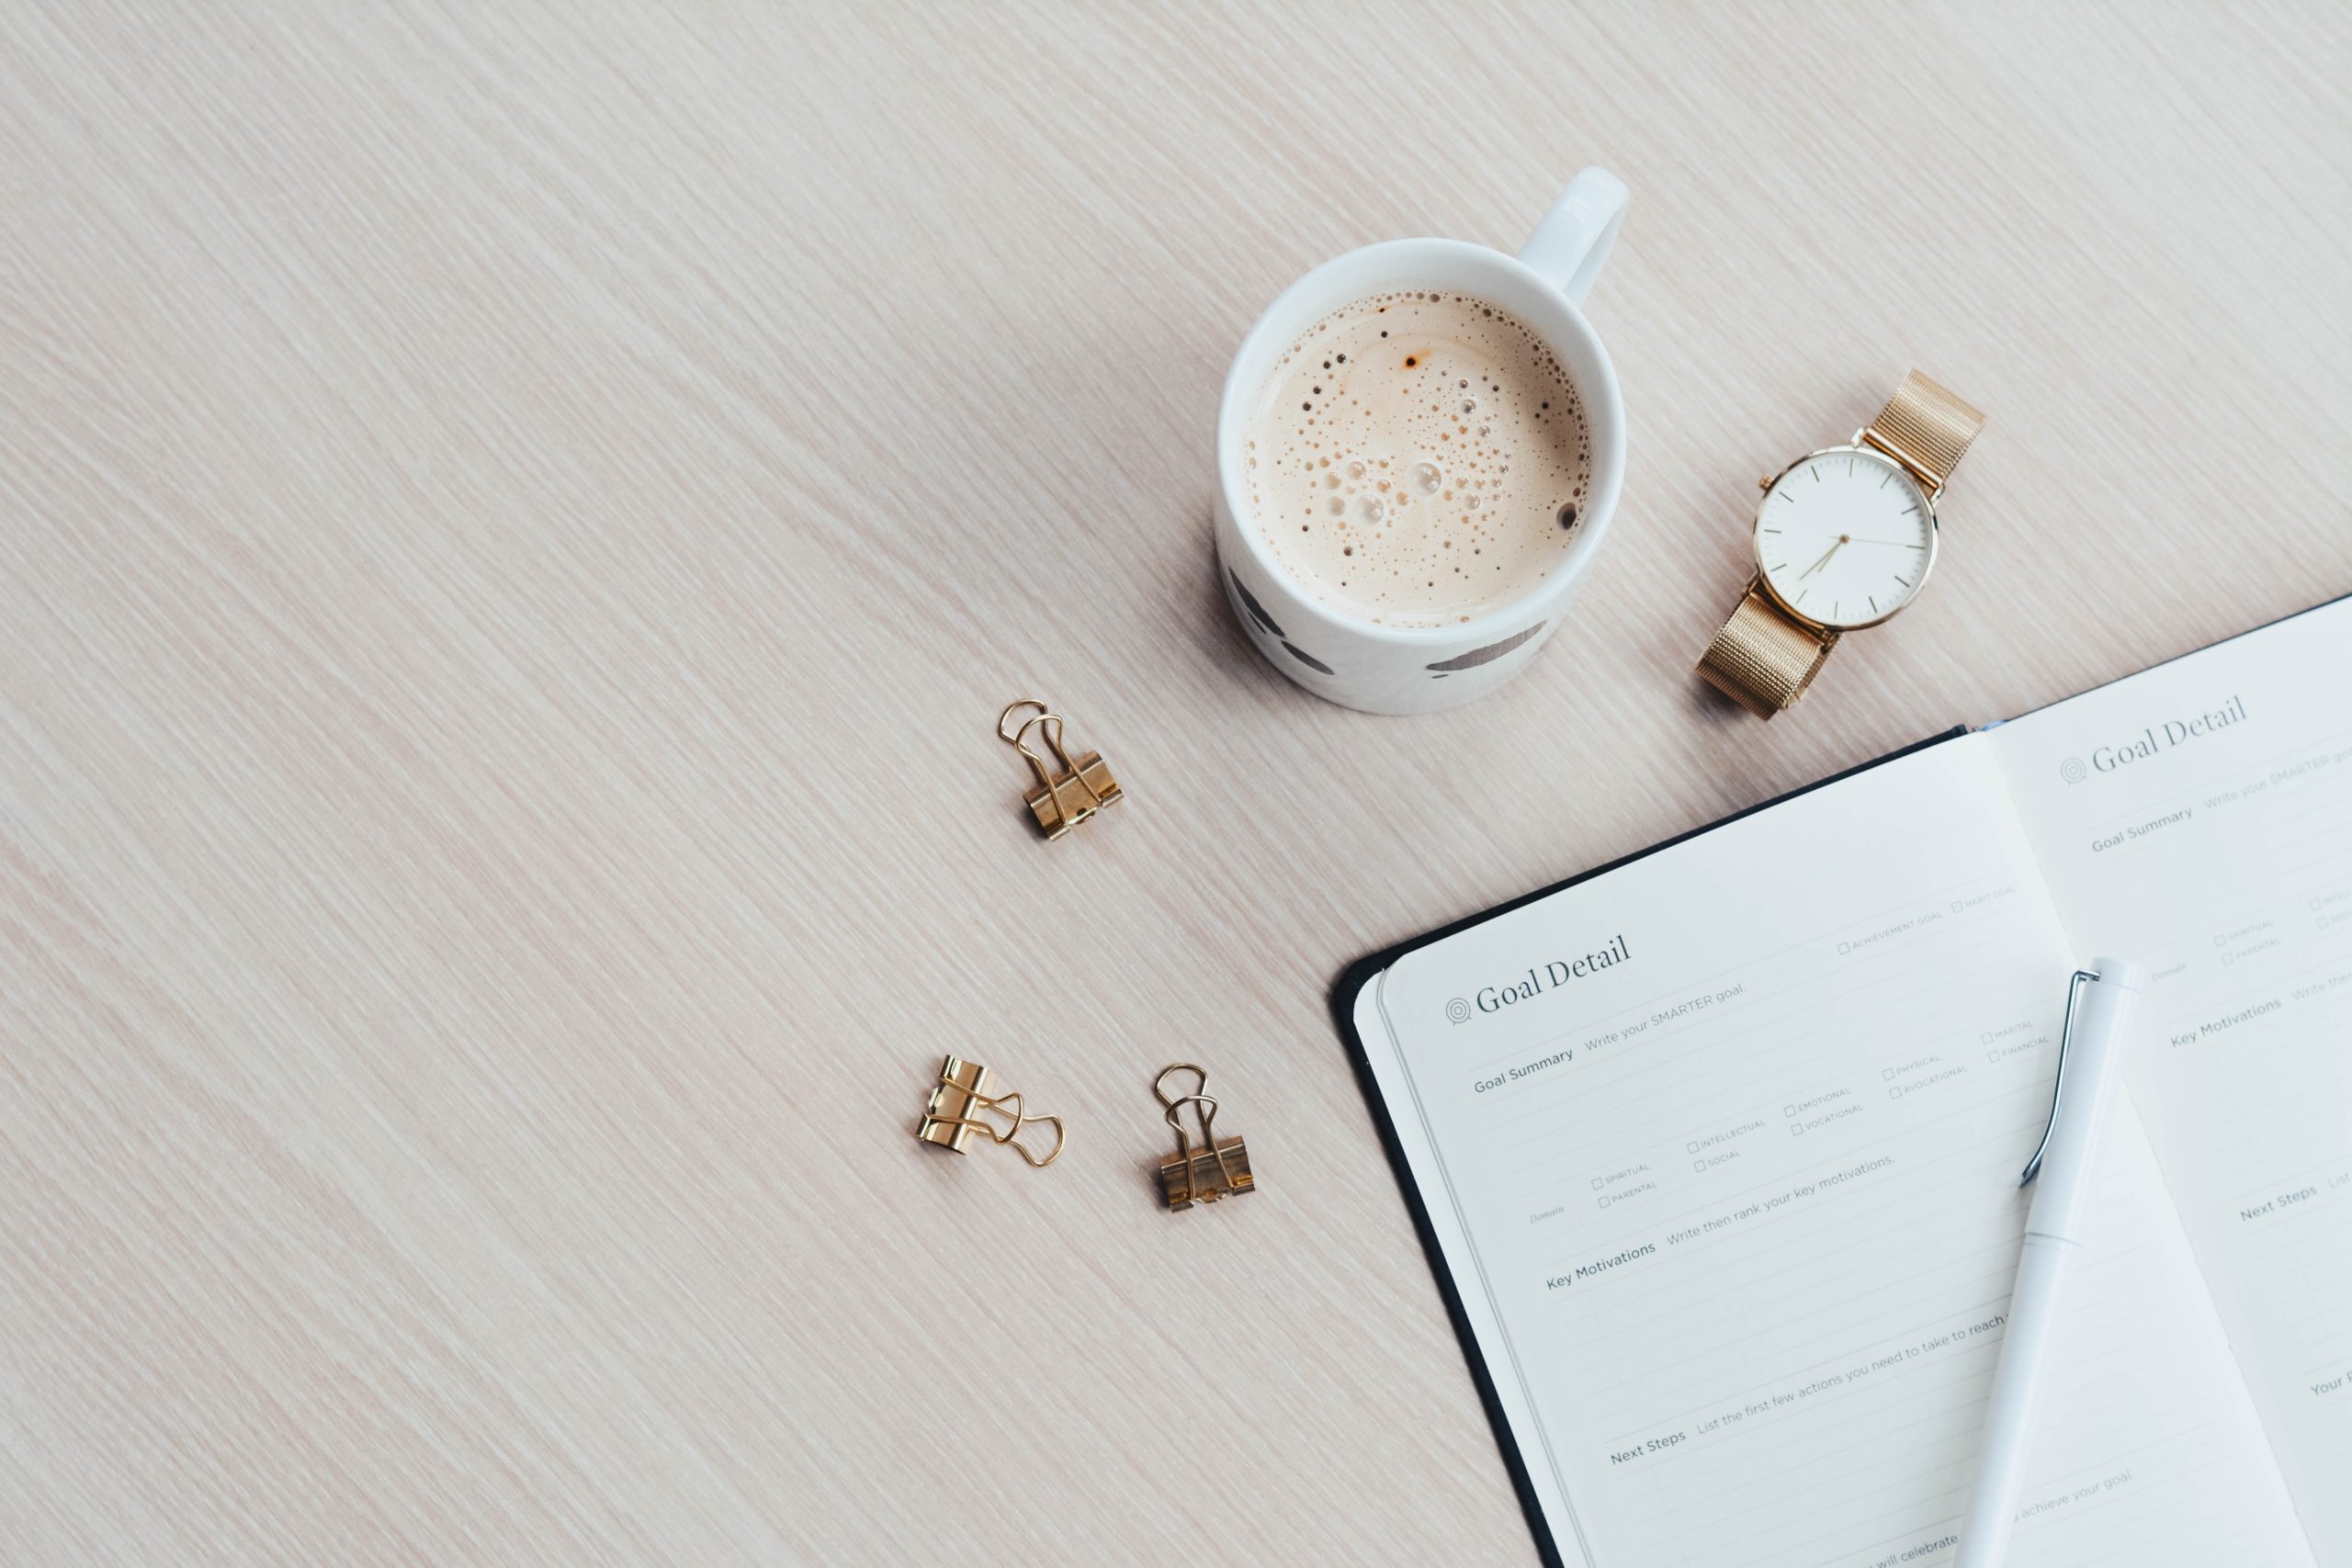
1517, 167, 1629, 309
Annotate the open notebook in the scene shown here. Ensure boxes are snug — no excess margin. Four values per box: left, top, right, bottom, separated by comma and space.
1337, 596, 2351, 1567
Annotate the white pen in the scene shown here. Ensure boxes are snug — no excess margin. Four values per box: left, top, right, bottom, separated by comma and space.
1955, 957, 2150, 1567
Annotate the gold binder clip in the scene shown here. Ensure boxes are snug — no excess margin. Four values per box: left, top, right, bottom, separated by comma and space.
998, 699, 1122, 840
915, 1055, 1066, 1167
1154, 1062, 1255, 1210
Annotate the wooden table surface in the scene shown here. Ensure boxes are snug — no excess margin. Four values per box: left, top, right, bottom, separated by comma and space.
5, 4, 2348, 1563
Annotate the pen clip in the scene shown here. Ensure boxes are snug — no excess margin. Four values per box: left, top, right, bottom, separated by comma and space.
2019, 968, 2099, 1189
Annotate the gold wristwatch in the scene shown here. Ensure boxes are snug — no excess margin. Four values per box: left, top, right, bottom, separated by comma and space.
1696, 370, 1984, 717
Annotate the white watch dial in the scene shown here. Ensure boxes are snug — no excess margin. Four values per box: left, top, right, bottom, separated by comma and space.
1756, 449, 1935, 629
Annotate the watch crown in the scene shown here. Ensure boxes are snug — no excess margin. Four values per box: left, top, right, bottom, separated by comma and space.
1758, 474, 1775, 492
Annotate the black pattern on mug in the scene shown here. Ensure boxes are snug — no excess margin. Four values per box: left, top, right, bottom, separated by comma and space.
1227, 570, 1285, 639
1427, 621, 1545, 673
1281, 641, 1334, 674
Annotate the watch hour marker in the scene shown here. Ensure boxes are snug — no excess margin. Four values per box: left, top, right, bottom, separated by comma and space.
1868, 594, 1879, 614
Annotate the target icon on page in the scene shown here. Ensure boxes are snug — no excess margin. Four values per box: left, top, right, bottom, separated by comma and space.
1445, 998, 1474, 1024
2060, 756, 2087, 784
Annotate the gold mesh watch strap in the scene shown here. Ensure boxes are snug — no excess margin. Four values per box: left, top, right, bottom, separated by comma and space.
1695, 586, 1837, 718
1860, 370, 1984, 492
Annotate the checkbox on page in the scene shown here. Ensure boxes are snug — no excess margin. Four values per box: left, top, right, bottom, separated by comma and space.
1988, 1049, 2001, 1063
1838, 942, 1850, 955
1687, 1141, 1700, 1154
1783, 1105, 1796, 1117
1888, 1088, 1903, 1100
1598, 1195, 1611, 1208
1693, 1159, 1707, 1173
1791, 1123, 1805, 1136
1882, 1068, 1895, 1080
1980, 1032, 1993, 1044
1592, 1177, 1604, 1190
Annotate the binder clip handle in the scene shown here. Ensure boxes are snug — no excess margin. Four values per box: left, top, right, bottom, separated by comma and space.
1154, 1062, 1212, 1116
1155, 1062, 1223, 1156
986, 1093, 1067, 1168
995, 698, 1046, 745
948, 1085, 1067, 1168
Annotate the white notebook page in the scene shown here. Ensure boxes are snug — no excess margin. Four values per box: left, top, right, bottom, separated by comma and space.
1364, 735, 2309, 1566
1990, 597, 2352, 1559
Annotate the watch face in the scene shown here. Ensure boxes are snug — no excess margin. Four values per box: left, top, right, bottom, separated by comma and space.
1755, 447, 1936, 629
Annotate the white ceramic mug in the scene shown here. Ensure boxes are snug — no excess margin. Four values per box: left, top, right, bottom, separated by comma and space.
1214, 169, 1629, 715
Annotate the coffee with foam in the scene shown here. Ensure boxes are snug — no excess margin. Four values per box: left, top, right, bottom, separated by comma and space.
1240, 291, 1591, 629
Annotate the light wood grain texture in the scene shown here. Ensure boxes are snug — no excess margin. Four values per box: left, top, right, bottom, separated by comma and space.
3, 3, 2348, 1562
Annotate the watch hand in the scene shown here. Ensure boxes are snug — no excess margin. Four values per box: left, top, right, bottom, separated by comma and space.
1845, 536, 1926, 547
1797, 536, 1848, 581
